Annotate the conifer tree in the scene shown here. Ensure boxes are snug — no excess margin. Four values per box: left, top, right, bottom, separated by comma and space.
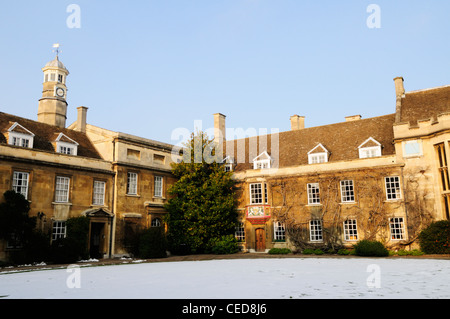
165, 131, 238, 254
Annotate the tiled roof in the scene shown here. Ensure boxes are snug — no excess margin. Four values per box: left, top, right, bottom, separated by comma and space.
399, 85, 450, 125
0, 112, 102, 159
225, 113, 396, 171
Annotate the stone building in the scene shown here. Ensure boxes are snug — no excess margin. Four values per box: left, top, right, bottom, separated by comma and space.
67, 121, 179, 256
0, 55, 115, 260
0, 52, 178, 261
214, 78, 450, 252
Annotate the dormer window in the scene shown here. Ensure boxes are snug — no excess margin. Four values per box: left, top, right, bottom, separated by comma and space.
55, 133, 78, 156
253, 151, 272, 170
358, 137, 382, 158
7, 122, 34, 149
222, 156, 234, 172
308, 144, 329, 164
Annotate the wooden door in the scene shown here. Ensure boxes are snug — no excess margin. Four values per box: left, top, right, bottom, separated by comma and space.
255, 228, 265, 252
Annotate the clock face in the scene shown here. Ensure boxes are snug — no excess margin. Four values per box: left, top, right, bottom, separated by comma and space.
55, 87, 65, 97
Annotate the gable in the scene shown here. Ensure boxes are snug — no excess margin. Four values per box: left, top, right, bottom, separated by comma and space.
358, 137, 381, 149
308, 143, 329, 154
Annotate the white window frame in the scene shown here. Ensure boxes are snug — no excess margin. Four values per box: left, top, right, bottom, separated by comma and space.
309, 220, 323, 242
385, 176, 401, 200
235, 222, 246, 242
222, 156, 234, 172
403, 139, 423, 158
154, 176, 163, 197
55, 133, 78, 156
12, 171, 29, 199
343, 219, 358, 241
307, 183, 320, 205
55, 176, 70, 203
359, 146, 381, 158
93, 180, 106, 206
358, 137, 382, 159
253, 151, 272, 170
7, 123, 34, 149
52, 221, 67, 242
389, 217, 405, 240
307, 144, 329, 164
250, 183, 263, 204
273, 221, 286, 241
127, 172, 138, 195
340, 180, 355, 203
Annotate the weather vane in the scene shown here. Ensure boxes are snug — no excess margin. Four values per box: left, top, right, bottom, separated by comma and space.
52, 43, 61, 57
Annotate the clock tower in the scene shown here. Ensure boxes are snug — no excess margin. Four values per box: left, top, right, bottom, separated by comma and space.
37, 46, 70, 128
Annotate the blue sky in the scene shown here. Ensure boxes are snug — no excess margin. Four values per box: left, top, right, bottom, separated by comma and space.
0, 1, 449, 144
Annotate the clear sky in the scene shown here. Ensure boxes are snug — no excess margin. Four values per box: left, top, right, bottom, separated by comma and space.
0, 1, 449, 144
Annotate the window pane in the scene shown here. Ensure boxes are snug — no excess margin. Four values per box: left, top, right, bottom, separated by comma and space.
340, 180, 355, 202
344, 219, 358, 241
309, 220, 323, 241
235, 222, 246, 242
385, 176, 401, 200
52, 221, 67, 241
307, 183, 320, 204
55, 176, 70, 202
93, 181, 105, 205
250, 183, 263, 204
127, 172, 138, 195
389, 217, 405, 240
274, 222, 286, 241
12, 171, 29, 199
154, 176, 163, 197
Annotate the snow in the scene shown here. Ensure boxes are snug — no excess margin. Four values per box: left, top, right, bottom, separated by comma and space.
0, 257, 449, 299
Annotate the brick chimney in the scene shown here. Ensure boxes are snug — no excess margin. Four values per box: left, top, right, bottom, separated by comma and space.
76, 106, 88, 133
290, 115, 305, 130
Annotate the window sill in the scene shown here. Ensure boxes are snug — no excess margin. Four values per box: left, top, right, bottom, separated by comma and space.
52, 201, 72, 206
306, 203, 322, 207
126, 194, 140, 198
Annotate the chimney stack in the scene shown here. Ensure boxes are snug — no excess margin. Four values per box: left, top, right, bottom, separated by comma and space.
76, 106, 88, 133
345, 115, 362, 122
213, 113, 226, 160
290, 115, 305, 131
394, 77, 405, 97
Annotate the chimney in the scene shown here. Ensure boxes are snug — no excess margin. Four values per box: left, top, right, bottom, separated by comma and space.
394, 77, 405, 97
290, 115, 305, 130
394, 77, 405, 123
345, 115, 362, 122
213, 113, 226, 159
76, 106, 88, 133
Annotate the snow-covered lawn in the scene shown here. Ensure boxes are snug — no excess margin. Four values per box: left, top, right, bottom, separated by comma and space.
0, 257, 449, 299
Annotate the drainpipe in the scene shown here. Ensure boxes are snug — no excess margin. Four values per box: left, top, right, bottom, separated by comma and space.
108, 138, 117, 259
401, 166, 409, 245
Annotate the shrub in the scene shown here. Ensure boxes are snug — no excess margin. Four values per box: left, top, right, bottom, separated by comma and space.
208, 235, 239, 255
268, 248, 292, 254
302, 248, 315, 255
50, 216, 90, 264
418, 220, 450, 254
353, 240, 389, 257
313, 249, 324, 255
137, 227, 167, 259
10, 230, 51, 265
337, 249, 352, 255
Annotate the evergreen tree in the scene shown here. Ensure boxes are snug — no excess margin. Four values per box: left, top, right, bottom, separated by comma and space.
164, 131, 238, 254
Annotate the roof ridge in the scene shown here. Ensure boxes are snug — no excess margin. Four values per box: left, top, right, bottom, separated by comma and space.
406, 84, 450, 94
